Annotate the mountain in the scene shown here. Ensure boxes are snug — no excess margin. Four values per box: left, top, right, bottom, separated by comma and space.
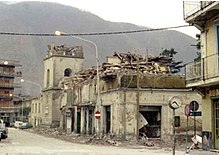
0, 1, 198, 96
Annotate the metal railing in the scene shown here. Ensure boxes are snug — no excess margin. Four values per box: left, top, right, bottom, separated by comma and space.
183, 1, 215, 19
185, 53, 219, 84
185, 60, 202, 83
0, 59, 21, 66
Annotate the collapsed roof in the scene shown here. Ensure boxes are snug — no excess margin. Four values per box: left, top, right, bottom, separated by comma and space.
59, 52, 177, 88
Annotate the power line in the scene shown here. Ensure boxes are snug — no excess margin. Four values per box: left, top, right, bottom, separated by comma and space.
0, 25, 191, 37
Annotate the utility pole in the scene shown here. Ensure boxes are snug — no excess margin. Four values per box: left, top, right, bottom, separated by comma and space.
136, 55, 140, 140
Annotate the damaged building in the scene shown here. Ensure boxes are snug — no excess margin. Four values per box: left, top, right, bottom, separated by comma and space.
41, 43, 84, 127
57, 51, 202, 142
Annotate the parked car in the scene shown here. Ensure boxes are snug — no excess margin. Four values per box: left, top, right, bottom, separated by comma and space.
9, 122, 14, 127
14, 121, 23, 129
0, 120, 8, 141
0, 129, 8, 140
19, 123, 33, 129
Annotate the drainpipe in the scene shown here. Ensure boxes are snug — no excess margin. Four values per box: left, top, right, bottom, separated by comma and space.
202, 57, 205, 81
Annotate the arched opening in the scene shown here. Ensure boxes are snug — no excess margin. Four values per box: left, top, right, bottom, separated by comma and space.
64, 68, 72, 77
46, 69, 50, 87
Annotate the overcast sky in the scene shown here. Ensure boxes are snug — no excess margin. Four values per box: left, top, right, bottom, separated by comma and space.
2, 0, 200, 38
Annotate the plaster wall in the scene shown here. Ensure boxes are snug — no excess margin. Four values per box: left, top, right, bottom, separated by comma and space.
100, 89, 202, 141
202, 94, 213, 132
43, 57, 83, 88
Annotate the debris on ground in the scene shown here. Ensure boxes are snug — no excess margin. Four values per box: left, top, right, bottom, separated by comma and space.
27, 127, 194, 151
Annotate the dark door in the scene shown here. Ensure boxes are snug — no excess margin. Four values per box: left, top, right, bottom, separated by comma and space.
105, 106, 111, 133
77, 111, 81, 133
71, 109, 74, 132
88, 109, 93, 134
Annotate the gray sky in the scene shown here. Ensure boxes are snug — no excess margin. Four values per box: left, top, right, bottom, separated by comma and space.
2, 0, 200, 38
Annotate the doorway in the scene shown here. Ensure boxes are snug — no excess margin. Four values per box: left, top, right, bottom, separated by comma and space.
88, 109, 93, 134
71, 109, 74, 132
139, 106, 161, 138
77, 108, 81, 133
214, 100, 219, 149
105, 106, 111, 133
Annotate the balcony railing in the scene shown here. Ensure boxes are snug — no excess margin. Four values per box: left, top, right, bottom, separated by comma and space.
0, 59, 21, 67
185, 60, 202, 83
185, 53, 219, 85
183, 1, 215, 19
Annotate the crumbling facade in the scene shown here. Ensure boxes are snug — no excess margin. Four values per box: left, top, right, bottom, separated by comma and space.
41, 43, 84, 127
58, 52, 202, 142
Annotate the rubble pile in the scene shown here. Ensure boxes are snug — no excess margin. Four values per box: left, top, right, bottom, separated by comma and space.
85, 133, 121, 146
101, 52, 172, 76
27, 128, 190, 150
59, 52, 174, 88
30, 128, 121, 146
47, 44, 83, 57
139, 133, 155, 147
37, 127, 66, 136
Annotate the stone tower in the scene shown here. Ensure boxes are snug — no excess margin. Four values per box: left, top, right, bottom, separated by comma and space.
41, 43, 84, 127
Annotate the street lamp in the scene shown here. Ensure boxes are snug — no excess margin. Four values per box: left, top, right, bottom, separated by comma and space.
3, 61, 8, 65
55, 31, 101, 136
21, 79, 42, 96
10, 94, 23, 122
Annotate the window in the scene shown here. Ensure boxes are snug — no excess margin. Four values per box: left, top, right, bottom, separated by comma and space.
32, 104, 34, 113
217, 26, 219, 52
64, 68, 72, 77
4, 91, 9, 94
35, 103, 37, 113
38, 103, 40, 113
46, 69, 50, 87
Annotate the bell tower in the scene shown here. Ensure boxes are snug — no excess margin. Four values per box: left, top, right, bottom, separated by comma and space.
41, 43, 84, 127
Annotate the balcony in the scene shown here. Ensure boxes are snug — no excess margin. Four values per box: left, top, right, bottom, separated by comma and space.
0, 81, 15, 88
185, 53, 219, 87
0, 59, 21, 67
183, 1, 219, 26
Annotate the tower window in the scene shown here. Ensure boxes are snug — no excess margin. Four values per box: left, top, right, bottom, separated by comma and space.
64, 68, 72, 77
47, 69, 50, 87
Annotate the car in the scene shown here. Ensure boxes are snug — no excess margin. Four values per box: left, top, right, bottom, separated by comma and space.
14, 121, 23, 128
19, 123, 33, 129
0, 121, 8, 140
9, 122, 14, 127
0, 129, 8, 139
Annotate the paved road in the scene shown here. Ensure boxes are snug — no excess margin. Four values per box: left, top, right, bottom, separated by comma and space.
0, 128, 217, 155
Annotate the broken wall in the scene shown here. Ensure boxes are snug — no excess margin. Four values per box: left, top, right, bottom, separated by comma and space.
100, 88, 202, 142
121, 75, 186, 89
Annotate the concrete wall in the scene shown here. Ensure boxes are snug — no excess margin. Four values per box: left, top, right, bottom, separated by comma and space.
100, 89, 202, 142
53, 57, 83, 87
42, 90, 62, 127
30, 97, 42, 127
202, 18, 218, 78
43, 56, 83, 88
202, 94, 213, 132
41, 92, 53, 126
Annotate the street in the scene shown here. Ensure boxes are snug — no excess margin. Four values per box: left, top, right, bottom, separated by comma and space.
0, 128, 217, 155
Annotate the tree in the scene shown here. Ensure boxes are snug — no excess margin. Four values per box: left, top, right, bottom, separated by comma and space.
160, 48, 177, 57
160, 48, 183, 73
194, 34, 201, 62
